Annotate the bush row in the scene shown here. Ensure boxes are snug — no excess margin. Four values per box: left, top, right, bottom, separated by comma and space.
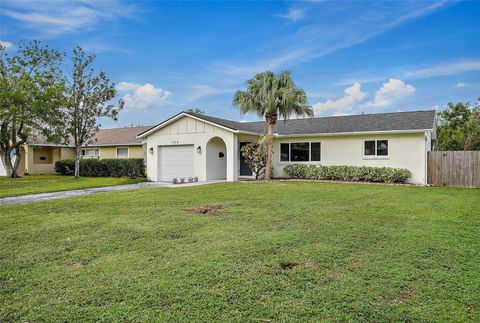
55, 158, 145, 178
283, 164, 411, 183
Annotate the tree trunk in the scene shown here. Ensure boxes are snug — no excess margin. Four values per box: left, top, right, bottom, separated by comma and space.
2, 151, 15, 178
265, 121, 274, 180
11, 147, 22, 178
74, 147, 81, 178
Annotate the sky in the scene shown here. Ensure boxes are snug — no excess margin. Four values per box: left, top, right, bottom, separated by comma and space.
1, 0, 479, 128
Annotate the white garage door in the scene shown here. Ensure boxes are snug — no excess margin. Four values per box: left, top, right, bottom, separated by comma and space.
158, 145, 194, 181
0, 158, 6, 177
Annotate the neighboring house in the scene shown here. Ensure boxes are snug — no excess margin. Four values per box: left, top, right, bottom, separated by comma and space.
138, 110, 436, 185
17, 125, 152, 175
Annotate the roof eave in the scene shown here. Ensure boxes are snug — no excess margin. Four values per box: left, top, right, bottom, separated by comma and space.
273, 129, 434, 137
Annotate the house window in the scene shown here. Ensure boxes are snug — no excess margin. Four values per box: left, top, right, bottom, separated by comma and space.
280, 143, 289, 162
364, 140, 389, 157
280, 142, 321, 162
81, 148, 100, 159
311, 142, 321, 161
116, 147, 129, 158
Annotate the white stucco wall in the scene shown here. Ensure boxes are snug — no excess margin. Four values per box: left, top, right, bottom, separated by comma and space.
271, 132, 430, 185
206, 137, 227, 180
143, 115, 238, 182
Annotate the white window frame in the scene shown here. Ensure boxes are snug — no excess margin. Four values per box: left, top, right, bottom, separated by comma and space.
81, 148, 100, 159
116, 147, 129, 159
362, 139, 389, 159
279, 141, 321, 163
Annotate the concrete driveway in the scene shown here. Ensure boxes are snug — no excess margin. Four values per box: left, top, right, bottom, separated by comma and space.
0, 181, 224, 206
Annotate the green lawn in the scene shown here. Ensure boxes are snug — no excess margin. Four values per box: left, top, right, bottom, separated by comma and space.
1, 182, 479, 321
0, 175, 146, 198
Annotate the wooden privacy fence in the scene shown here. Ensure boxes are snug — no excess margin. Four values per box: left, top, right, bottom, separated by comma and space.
427, 151, 480, 188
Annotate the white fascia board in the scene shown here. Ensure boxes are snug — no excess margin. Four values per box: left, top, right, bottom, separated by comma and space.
273, 129, 433, 138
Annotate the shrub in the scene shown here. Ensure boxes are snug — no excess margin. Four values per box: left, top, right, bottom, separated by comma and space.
55, 158, 145, 178
283, 164, 411, 183
240, 142, 267, 179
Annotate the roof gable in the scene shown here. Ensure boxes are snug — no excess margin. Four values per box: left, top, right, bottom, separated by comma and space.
137, 112, 244, 138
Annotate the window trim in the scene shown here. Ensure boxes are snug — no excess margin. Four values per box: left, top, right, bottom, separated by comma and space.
279, 141, 321, 163
81, 148, 100, 159
362, 139, 389, 159
116, 147, 129, 159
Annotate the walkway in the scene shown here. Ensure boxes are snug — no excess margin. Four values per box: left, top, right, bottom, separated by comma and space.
0, 181, 224, 206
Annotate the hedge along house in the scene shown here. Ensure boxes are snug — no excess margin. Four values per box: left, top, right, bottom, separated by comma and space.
13, 125, 152, 175
137, 110, 436, 185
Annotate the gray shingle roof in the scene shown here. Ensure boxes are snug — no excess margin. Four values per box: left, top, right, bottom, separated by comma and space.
29, 125, 153, 147
184, 110, 435, 135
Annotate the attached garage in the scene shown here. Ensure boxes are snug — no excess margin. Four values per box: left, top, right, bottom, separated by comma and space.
157, 145, 194, 181
137, 112, 238, 182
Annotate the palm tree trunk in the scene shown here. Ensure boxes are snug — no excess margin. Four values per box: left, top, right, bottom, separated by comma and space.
265, 121, 274, 180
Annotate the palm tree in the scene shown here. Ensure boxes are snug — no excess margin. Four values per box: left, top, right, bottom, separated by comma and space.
233, 71, 313, 180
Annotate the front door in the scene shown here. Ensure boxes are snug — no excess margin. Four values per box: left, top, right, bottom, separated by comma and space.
239, 142, 253, 176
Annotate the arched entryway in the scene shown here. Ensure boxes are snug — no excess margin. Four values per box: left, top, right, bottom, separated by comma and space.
206, 137, 227, 180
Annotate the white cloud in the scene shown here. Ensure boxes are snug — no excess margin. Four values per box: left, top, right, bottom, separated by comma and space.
337, 59, 480, 86
117, 82, 172, 110
313, 79, 417, 115
0, 41, 13, 49
2, 0, 135, 37
404, 60, 480, 79
366, 79, 416, 107
313, 83, 367, 114
276, 7, 306, 22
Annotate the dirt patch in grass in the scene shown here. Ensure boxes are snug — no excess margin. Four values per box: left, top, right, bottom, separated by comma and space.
279, 262, 298, 270
185, 205, 224, 215
301, 261, 321, 270
70, 262, 84, 270
396, 289, 413, 304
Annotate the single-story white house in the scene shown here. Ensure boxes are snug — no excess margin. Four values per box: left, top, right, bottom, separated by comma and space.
137, 110, 436, 185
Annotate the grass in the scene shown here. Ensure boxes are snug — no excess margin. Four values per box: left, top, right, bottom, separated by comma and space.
0, 175, 146, 198
0, 181, 479, 321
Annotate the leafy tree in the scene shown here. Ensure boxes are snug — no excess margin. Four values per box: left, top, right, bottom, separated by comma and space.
186, 108, 205, 115
0, 40, 65, 177
63, 47, 124, 178
240, 141, 267, 179
233, 71, 313, 179
436, 100, 480, 151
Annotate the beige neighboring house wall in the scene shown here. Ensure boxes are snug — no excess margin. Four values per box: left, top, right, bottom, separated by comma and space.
25, 145, 145, 174
22, 125, 152, 175
26, 145, 75, 175
96, 145, 144, 159
271, 132, 428, 185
